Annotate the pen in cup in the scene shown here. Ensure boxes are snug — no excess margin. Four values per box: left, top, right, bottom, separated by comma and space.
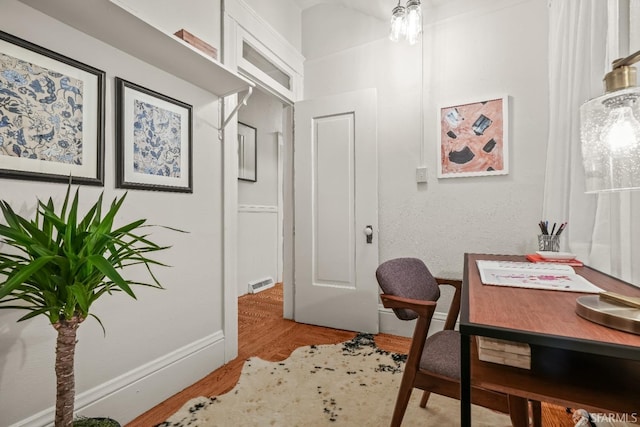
538, 220, 567, 236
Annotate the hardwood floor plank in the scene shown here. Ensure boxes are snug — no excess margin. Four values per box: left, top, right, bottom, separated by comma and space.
126, 284, 574, 426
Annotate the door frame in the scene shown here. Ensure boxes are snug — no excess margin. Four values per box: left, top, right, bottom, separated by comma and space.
282, 105, 295, 319
222, 3, 300, 360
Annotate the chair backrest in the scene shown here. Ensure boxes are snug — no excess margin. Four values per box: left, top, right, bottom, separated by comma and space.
376, 257, 440, 320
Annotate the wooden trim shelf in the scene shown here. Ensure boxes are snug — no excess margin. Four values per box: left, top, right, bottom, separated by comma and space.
19, 0, 253, 97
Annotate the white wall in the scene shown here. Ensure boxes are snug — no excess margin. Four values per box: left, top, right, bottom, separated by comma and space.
242, 0, 303, 51
0, 1, 226, 425
237, 89, 282, 296
301, 3, 388, 60
302, 0, 549, 318
119, 0, 221, 54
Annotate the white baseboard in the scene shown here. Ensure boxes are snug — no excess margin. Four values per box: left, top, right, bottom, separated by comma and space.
11, 331, 226, 427
379, 306, 449, 338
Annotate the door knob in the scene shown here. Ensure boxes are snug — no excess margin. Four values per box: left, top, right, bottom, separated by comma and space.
365, 225, 373, 244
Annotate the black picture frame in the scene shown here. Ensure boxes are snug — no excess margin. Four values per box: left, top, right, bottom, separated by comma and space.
0, 30, 105, 185
115, 77, 193, 193
238, 122, 257, 182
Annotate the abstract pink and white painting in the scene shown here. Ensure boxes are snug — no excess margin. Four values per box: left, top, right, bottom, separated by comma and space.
438, 96, 508, 178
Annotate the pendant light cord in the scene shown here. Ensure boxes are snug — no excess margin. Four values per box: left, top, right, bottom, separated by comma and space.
420, 24, 425, 167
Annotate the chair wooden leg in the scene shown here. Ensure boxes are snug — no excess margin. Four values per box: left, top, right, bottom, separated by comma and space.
530, 400, 542, 427
390, 370, 415, 427
507, 395, 529, 427
419, 390, 431, 408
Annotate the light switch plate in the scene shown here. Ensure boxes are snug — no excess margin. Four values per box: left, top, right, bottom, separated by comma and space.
416, 166, 428, 183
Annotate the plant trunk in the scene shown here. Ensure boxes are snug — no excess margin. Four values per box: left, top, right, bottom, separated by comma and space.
54, 316, 83, 427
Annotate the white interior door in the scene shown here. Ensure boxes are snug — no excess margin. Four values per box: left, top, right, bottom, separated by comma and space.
294, 88, 378, 333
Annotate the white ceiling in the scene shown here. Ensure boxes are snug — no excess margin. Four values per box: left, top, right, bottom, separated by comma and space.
292, 0, 446, 21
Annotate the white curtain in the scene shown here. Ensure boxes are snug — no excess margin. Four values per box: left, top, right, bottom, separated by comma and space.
544, 0, 640, 286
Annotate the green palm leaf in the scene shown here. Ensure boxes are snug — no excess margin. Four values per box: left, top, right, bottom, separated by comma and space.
0, 186, 178, 324
0, 256, 57, 300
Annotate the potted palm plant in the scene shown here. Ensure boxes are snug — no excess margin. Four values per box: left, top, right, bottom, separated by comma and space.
0, 186, 176, 427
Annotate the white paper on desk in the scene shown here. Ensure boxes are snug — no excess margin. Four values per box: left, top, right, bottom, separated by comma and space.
476, 261, 604, 293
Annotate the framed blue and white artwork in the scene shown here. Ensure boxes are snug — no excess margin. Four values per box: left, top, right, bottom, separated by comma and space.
0, 30, 105, 185
115, 78, 192, 193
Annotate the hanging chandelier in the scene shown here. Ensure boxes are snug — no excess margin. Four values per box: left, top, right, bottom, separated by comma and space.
389, 0, 422, 45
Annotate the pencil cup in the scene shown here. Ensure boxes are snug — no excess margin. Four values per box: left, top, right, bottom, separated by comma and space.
538, 235, 560, 252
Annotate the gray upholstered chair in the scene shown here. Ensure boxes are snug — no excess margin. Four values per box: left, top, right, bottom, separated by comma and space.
376, 257, 540, 427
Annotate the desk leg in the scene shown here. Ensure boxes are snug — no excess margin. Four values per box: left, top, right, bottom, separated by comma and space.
461, 333, 471, 427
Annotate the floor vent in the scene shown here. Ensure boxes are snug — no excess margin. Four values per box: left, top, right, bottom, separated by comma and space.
248, 277, 275, 294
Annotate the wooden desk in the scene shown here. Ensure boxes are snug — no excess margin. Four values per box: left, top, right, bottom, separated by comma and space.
460, 253, 640, 427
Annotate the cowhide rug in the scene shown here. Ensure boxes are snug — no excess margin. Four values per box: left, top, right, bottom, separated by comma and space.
158, 334, 514, 426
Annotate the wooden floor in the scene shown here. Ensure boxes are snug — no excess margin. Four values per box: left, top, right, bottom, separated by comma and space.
126, 284, 573, 426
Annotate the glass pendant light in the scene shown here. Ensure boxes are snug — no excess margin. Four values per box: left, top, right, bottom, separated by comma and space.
580, 51, 640, 192
600, 100, 640, 153
405, 0, 422, 45
389, 2, 406, 42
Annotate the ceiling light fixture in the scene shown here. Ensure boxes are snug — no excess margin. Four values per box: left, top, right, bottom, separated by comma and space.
389, 0, 422, 45
580, 49, 640, 192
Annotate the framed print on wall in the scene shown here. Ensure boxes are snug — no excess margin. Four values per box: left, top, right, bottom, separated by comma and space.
0, 30, 105, 185
115, 77, 193, 193
437, 95, 509, 178
237, 122, 257, 182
